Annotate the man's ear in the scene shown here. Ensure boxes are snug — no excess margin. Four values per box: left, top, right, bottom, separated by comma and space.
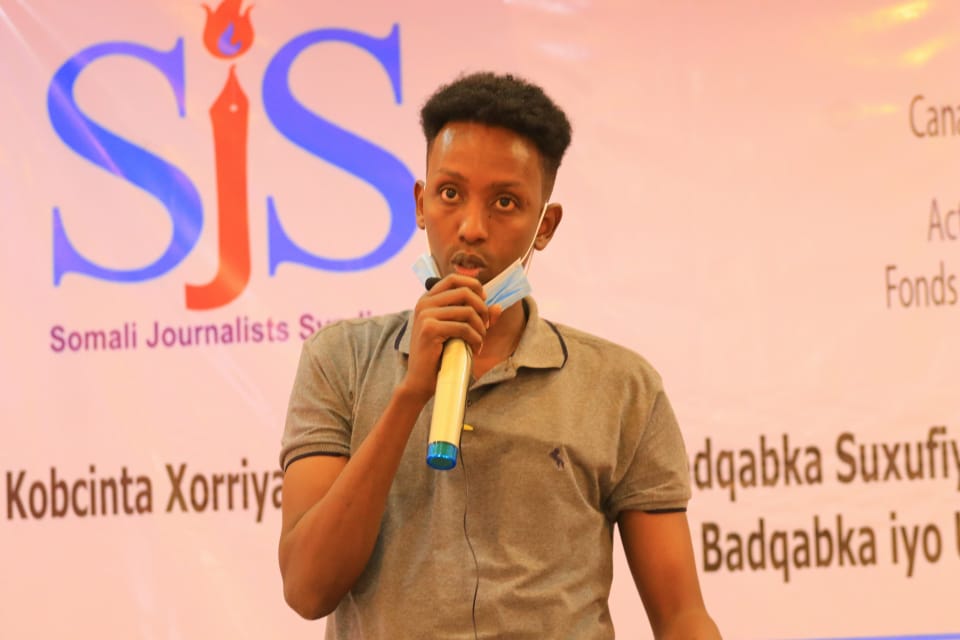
414, 180, 426, 230
534, 203, 563, 250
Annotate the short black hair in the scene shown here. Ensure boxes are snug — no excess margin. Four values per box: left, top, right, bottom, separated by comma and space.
419, 71, 572, 194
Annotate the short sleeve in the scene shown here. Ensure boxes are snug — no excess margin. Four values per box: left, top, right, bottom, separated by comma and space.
279, 327, 355, 471
604, 390, 691, 519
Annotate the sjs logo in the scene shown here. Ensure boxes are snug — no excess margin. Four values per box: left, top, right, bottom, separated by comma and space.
48, 0, 415, 310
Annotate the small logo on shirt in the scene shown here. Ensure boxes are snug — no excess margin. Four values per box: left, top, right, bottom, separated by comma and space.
549, 447, 565, 470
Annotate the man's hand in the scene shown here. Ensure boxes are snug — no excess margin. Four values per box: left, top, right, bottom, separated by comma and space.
401, 274, 496, 400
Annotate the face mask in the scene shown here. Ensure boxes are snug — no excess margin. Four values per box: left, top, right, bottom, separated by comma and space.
412, 252, 441, 287
412, 202, 549, 312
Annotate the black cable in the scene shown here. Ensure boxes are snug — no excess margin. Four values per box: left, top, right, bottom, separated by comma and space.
460, 447, 481, 640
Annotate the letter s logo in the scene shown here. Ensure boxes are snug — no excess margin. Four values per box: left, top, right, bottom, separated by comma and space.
262, 24, 415, 274
48, 39, 203, 285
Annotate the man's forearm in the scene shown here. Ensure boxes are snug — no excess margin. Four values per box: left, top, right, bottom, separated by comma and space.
279, 384, 430, 619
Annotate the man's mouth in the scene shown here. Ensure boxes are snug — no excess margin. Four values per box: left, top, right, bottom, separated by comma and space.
454, 265, 482, 277
451, 252, 487, 278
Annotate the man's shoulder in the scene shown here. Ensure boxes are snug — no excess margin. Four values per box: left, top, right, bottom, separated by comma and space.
302, 310, 411, 355
543, 318, 665, 386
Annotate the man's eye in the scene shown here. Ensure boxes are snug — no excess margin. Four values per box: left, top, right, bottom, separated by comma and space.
495, 197, 516, 210
440, 187, 458, 201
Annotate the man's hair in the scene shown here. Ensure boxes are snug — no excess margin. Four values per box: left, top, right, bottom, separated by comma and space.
419, 71, 573, 193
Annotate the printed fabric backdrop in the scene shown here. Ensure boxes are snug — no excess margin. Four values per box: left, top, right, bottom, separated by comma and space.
1, 0, 959, 638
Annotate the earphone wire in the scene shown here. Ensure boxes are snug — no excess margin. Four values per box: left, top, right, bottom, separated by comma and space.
460, 446, 481, 640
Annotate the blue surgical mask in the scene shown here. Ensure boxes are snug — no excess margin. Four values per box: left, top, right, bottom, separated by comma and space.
412, 202, 549, 312
412, 252, 441, 287
481, 256, 531, 310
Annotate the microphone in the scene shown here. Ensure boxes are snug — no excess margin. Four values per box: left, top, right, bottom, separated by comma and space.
423, 275, 471, 470
426, 338, 472, 470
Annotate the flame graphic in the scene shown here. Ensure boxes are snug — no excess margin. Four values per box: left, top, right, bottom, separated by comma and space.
202, 0, 254, 59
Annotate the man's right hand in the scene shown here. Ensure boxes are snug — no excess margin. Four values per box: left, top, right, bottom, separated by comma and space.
401, 274, 493, 401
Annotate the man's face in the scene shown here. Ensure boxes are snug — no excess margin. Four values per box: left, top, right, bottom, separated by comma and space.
415, 122, 559, 285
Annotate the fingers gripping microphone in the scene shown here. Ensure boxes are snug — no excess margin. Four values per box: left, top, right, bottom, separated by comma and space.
426, 338, 472, 470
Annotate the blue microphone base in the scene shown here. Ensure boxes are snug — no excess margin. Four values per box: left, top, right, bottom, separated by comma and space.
426, 441, 458, 470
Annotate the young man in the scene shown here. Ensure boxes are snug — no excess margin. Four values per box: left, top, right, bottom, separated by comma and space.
279, 72, 720, 639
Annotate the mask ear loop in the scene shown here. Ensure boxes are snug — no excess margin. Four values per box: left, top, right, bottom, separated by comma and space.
520, 201, 550, 274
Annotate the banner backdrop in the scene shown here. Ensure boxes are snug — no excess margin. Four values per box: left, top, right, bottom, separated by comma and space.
2, 1, 959, 637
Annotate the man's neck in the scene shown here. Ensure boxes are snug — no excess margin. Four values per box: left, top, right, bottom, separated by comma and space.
472, 300, 527, 379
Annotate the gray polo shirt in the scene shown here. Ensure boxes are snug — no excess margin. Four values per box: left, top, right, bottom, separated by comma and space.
281, 298, 690, 639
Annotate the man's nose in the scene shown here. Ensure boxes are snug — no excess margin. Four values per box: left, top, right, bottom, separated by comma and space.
458, 202, 488, 244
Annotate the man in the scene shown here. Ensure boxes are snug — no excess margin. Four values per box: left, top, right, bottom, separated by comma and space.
279, 71, 720, 639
